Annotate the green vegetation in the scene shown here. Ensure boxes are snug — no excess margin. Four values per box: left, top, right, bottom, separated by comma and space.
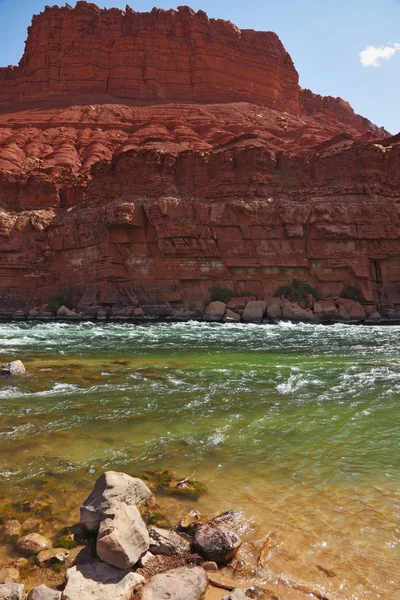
209, 284, 233, 304
141, 469, 207, 501
48, 285, 74, 314
275, 279, 319, 303
340, 286, 361, 302
55, 535, 77, 550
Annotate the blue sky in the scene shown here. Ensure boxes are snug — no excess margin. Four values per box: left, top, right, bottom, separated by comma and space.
0, 0, 399, 133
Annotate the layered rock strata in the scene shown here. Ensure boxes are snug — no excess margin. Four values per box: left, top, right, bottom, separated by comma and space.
0, 3, 398, 317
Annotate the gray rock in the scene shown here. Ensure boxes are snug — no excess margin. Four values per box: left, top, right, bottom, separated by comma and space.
80, 471, 154, 533
203, 302, 226, 322
222, 590, 248, 600
28, 585, 62, 600
36, 548, 70, 568
192, 524, 241, 565
17, 533, 52, 555
96, 502, 149, 569
149, 527, 190, 556
242, 301, 267, 323
141, 567, 208, 600
0, 584, 24, 600
266, 302, 282, 320
57, 306, 80, 320
1, 360, 25, 376
61, 561, 144, 600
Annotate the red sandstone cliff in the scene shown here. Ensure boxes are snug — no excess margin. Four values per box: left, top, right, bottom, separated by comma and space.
0, 3, 398, 318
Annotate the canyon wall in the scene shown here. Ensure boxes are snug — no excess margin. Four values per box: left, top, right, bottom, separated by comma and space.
0, 3, 398, 318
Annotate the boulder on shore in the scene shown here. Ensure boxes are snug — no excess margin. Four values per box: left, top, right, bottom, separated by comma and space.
141, 567, 208, 600
80, 471, 154, 533
96, 502, 149, 569
0, 583, 24, 600
192, 524, 241, 565
242, 301, 267, 323
28, 585, 62, 600
1, 361, 25, 376
62, 561, 144, 600
149, 527, 190, 556
203, 301, 226, 322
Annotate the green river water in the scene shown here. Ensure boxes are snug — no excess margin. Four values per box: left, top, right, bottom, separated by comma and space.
0, 321, 399, 598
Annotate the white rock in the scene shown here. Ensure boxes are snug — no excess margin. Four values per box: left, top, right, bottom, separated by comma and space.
28, 584, 62, 600
0, 584, 24, 600
141, 567, 208, 600
1, 360, 25, 376
149, 527, 190, 556
61, 561, 144, 600
96, 502, 149, 569
80, 471, 153, 532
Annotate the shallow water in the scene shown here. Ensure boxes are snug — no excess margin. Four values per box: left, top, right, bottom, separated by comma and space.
0, 321, 399, 598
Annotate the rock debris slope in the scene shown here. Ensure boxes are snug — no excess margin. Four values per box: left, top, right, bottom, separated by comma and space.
0, 2, 399, 316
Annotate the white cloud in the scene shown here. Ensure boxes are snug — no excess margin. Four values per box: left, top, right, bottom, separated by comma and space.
360, 43, 400, 67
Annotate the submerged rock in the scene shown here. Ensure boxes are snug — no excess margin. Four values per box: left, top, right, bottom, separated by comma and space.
0, 584, 24, 600
1, 520, 22, 539
96, 502, 149, 569
0, 570, 19, 585
149, 527, 190, 556
80, 471, 154, 533
141, 566, 208, 600
1, 361, 25, 376
17, 533, 52, 555
36, 548, 70, 568
28, 585, 62, 600
192, 524, 241, 565
62, 561, 144, 600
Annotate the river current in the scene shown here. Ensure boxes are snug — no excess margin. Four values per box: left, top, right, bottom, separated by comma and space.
0, 321, 399, 598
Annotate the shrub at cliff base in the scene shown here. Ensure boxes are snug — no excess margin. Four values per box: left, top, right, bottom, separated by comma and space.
208, 285, 233, 304
47, 285, 74, 314
340, 286, 361, 302
275, 279, 319, 304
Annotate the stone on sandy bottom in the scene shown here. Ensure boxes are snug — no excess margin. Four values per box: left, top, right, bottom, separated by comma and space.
61, 561, 144, 600
96, 502, 149, 569
203, 301, 226, 322
36, 548, 70, 568
222, 590, 248, 600
192, 524, 241, 565
242, 301, 267, 323
1, 360, 25, 376
1, 521, 22, 539
141, 567, 208, 600
0, 570, 19, 585
0, 584, 24, 600
80, 471, 154, 532
149, 527, 190, 556
28, 585, 62, 600
17, 533, 52, 555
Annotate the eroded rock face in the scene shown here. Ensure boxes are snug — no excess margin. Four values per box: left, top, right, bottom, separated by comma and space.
80, 471, 154, 533
141, 567, 208, 600
0, 4, 398, 316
